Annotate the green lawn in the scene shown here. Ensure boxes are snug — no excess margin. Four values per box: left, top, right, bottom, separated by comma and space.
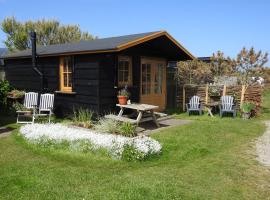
1, 95, 270, 199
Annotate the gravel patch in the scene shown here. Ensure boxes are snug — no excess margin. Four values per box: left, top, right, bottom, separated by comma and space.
256, 121, 270, 166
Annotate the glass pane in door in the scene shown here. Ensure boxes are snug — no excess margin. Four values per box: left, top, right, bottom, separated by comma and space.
154, 64, 163, 94
142, 63, 151, 95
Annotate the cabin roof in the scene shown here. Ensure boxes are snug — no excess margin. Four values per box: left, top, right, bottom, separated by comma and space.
3, 31, 195, 59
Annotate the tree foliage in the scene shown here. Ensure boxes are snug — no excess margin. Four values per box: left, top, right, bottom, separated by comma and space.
175, 59, 212, 85
1, 17, 97, 51
232, 47, 268, 86
210, 51, 234, 77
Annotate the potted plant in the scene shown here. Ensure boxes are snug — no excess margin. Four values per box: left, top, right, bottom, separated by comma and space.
241, 102, 255, 119
118, 86, 130, 105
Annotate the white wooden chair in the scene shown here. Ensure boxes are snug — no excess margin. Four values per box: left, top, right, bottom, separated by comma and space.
17, 92, 38, 124
33, 93, 54, 123
219, 95, 236, 118
186, 96, 202, 115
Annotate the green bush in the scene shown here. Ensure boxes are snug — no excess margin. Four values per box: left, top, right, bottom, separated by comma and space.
121, 143, 145, 161
119, 122, 137, 137
12, 102, 29, 111
0, 80, 12, 106
73, 107, 94, 128
241, 102, 255, 113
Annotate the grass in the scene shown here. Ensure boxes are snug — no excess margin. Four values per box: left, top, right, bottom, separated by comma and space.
1, 93, 270, 199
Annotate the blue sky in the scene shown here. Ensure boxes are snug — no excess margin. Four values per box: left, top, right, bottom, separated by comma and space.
0, 0, 269, 61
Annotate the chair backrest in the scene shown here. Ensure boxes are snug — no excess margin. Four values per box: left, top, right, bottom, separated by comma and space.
39, 93, 54, 111
221, 95, 234, 110
189, 96, 200, 109
23, 92, 38, 109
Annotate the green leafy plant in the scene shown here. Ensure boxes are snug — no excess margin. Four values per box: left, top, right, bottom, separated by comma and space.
208, 85, 221, 96
241, 102, 255, 113
119, 122, 137, 137
121, 143, 145, 161
12, 102, 29, 111
73, 107, 94, 129
118, 85, 130, 97
0, 80, 12, 105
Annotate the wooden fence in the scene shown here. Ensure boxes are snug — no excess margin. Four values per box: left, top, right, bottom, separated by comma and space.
176, 84, 262, 115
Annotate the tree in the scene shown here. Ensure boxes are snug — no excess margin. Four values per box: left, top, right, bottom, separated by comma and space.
1, 17, 97, 51
232, 47, 268, 86
210, 51, 234, 77
175, 59, 212, 85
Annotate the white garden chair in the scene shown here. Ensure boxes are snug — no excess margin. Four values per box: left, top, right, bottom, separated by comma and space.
186, 95, 202, 115
33, 93, 54, 123
17, 92, 38, 124
219, 95, 236, 118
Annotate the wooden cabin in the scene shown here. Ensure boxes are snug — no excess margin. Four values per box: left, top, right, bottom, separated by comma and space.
2, 31, 194, 116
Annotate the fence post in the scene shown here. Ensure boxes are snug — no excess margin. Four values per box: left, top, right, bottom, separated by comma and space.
183, 85, 186, 111
205, 84, 209, 105
222, 85, 227, 96
240, 85, 246, 107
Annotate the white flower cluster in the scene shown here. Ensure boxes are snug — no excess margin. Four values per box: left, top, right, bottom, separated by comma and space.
19, 123, 162, 160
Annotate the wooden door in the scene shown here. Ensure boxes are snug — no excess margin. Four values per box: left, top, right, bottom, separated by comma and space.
140, 57, 166, 111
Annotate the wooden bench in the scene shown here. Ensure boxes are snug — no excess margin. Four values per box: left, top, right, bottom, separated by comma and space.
105, 114, 137, 124
154, 112, 167, 118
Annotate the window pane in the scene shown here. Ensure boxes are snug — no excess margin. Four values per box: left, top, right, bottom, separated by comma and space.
64, 74, 68, 87
118, 59, 130, 85
154, 64, 163, 94
142, 63, 151, 95
68, 73, 72, 87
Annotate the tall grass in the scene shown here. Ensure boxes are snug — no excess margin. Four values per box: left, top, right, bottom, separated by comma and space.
72, 107, 94, 128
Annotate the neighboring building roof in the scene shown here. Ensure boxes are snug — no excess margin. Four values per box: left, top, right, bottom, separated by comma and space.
2, 31, 195, 59
0, 48, 8, 66
198, 57, 211, 62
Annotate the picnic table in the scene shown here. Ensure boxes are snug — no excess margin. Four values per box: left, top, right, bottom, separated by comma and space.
205, 102, 219, 117
105, 103, 160, 127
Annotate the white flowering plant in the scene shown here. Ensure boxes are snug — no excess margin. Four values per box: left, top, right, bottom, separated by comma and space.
19, 123, 162, 161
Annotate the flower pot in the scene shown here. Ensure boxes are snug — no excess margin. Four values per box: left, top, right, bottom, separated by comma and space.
118, 96, 128, 105
241, 112, 251, 120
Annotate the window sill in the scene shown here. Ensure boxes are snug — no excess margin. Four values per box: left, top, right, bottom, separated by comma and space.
55, 91, 77, 95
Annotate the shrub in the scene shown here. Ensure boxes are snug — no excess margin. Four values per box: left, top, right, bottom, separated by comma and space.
12, 102, 29, 111
241, 102, 255, 113
119, 122, 137, 137
0, 80, 12, 106
121, 143, 145, 161
94, 118, 120, 134
73, 107, 94, 128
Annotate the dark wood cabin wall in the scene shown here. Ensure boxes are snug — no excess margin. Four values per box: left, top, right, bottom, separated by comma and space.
5, 58, 41, 91
98, 54, 117, 114
4, 55, 101, 116
55, 54, 100, 115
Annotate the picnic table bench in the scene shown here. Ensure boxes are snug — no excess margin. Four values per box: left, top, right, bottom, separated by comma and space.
105, 103, 164, 127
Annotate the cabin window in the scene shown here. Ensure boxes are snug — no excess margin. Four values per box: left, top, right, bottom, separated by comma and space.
118, 56, 132, 86
60, 57, 73, 92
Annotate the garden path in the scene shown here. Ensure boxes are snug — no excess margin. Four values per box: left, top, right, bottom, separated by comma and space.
0, 127, 13, 138
256, 121, 270, 166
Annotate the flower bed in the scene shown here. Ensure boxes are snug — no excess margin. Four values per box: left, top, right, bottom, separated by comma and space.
19, 123, 162, 161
